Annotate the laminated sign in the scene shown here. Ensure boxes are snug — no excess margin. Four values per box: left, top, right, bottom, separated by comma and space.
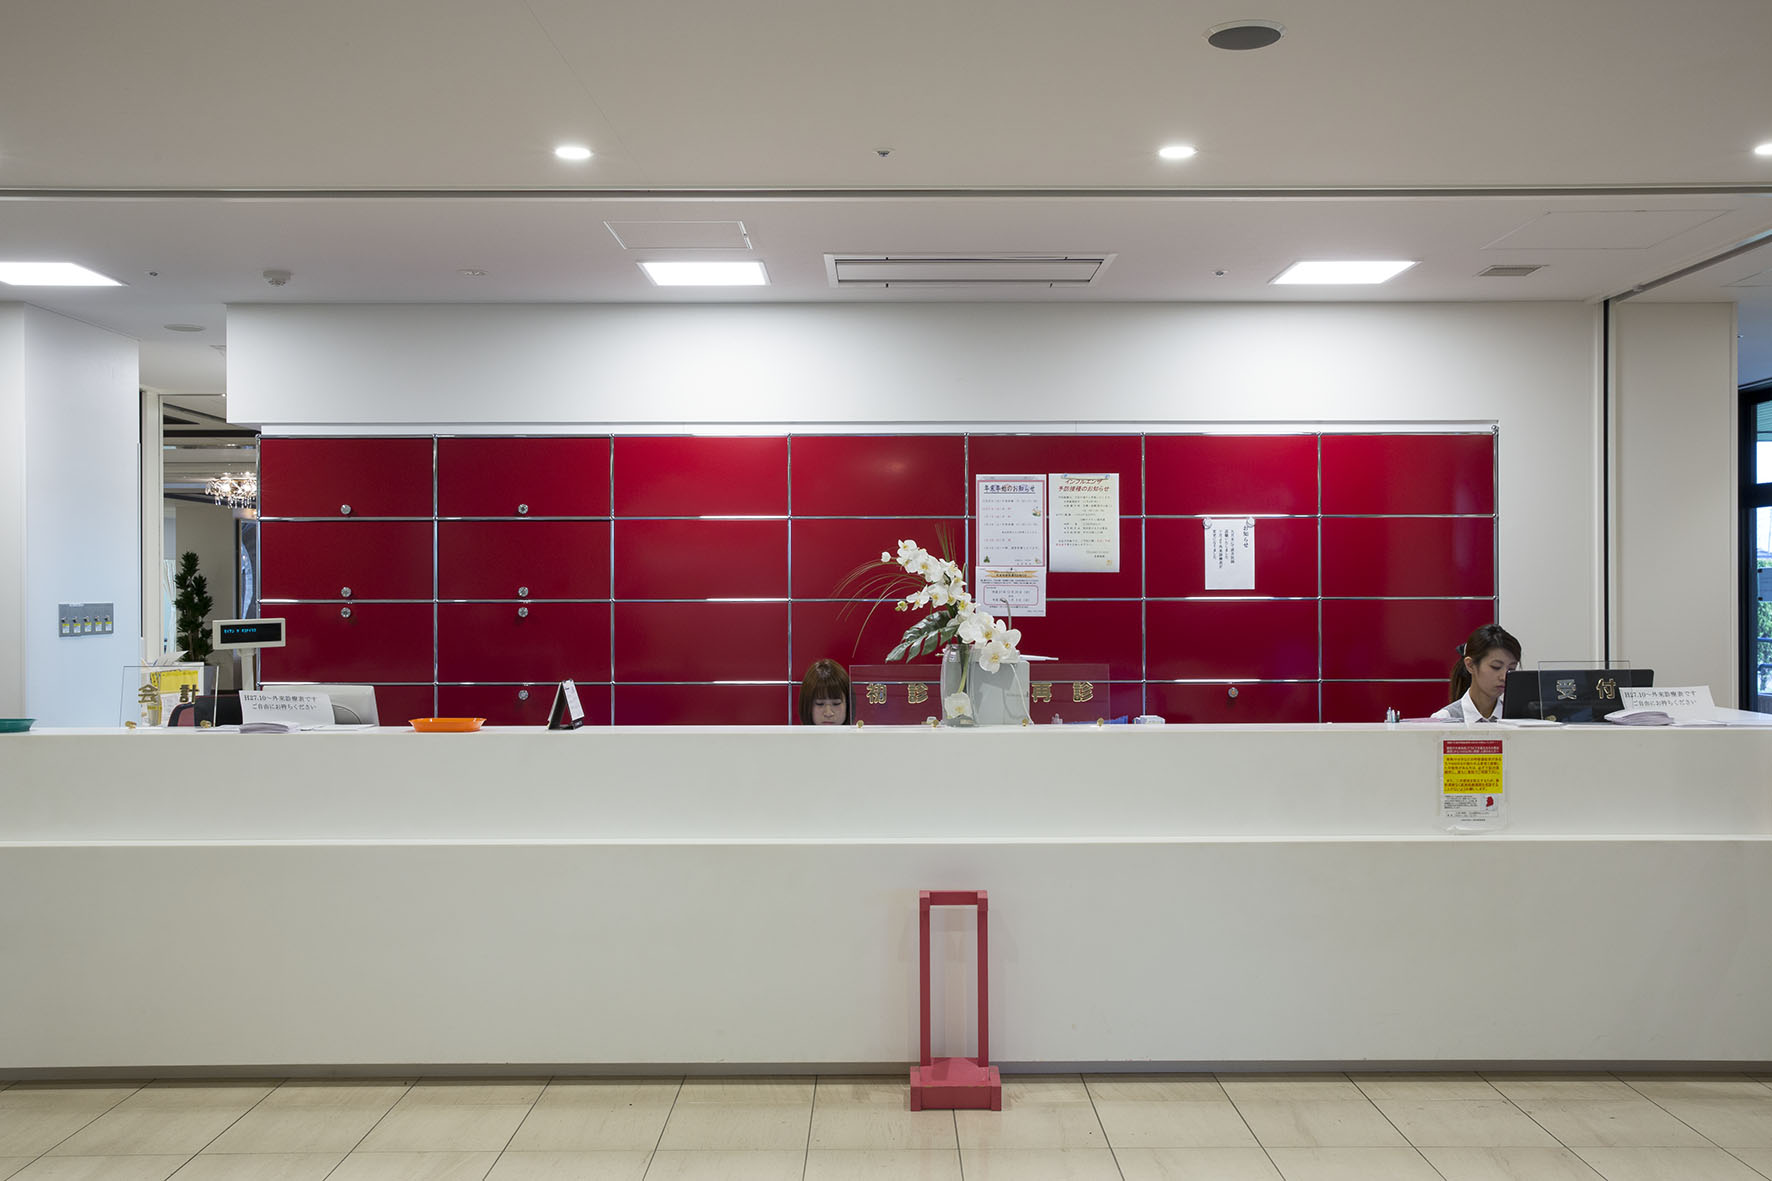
1441, 738, 1504, 829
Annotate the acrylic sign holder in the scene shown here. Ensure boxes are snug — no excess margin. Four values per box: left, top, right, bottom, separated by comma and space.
910, 889, 1002, 1111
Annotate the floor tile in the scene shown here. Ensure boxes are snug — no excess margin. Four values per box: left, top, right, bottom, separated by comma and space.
1114, 1146, 1285, 1179
398, 1083, 545, 1108
1514, 1100, 1710, 1148
1373, 1099, 1560, 1147
1354, 1074, 1504, 1101
654, 1102, 811, 1151
47, 1108, 251, 1157
673, 1079, 813, 1106
1218, 1076, 1363, 1102
1644, 1099, 1772, 1148
258, 1082, 412, 1110
530, 1080, 678, 1108
505, 1102, 672, 1152
355, 1104, 530, 1153
952, 1147, 1123, 1180
1618, 1076, 1772, 1102
808, 1101, 957, 1149
203, 1104, 389, 1154
1264, 1146, 1442, 1180
480, 1150, 651, 1179
1729, 1147, 1772, 1176
812, 1079, 912, 1107
1418, 1146, 1605, 1179
1233, 1100, 1407, 1148
0, 1111, 108, 1157
954, 1101, 1106, 1149
170, 1152, 346, 1180
1571, 1146, 1768, 1180
638, 1149, 807, 1180
122, 1085, 275, 1112
1084, 1076, 1229, 1103
0, 1160, 30, 1181
1090, 1099, 1257, 1148
999, 1077, 1091, 1106
0, 1087, 141, 1114
324, 1152, 498, 1181
7, 1160, 190, 1181
1483, 1077, 1638, 1102
802, 1148, 963, 1180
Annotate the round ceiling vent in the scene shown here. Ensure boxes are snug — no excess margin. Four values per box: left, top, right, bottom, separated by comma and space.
1206, 20, 1285, 50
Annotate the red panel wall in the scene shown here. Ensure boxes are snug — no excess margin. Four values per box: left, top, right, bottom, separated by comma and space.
262, 431, 1496, 725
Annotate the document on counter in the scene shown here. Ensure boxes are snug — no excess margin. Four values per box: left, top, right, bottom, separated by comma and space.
1608, 686, 1772, 726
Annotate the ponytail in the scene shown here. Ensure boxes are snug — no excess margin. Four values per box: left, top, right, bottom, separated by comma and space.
1448, 645, 1472, 702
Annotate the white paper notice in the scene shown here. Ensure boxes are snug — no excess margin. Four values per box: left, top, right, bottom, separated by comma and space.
1049, 473, 1119, 573
976, 475, 1046, 568
240, 689, 334, 729
1204, 517, 1256, 590
974, 566, 1046, 618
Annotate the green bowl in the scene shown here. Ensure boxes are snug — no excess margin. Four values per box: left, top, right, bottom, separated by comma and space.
0, 718, 36, 733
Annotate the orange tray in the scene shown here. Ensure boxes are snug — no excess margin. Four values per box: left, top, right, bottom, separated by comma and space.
409, 717, 485, 733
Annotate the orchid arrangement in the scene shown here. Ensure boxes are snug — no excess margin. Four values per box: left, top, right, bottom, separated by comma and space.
879, 539, 1023, 673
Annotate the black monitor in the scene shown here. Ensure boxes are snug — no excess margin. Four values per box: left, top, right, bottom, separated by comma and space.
1503, 668, 1654, 723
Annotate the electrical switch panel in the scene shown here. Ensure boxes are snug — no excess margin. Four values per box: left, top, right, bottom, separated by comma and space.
58, 602, 115, 637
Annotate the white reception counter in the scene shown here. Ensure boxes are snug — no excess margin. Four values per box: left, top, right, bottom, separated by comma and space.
3, 724, 1769, 1073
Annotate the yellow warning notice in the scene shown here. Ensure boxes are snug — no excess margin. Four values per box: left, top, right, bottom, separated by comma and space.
1441, 738, 1504, 828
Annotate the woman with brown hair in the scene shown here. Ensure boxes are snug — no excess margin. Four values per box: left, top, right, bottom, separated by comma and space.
797, 658, 853, 725
1433, 623, 1521, 723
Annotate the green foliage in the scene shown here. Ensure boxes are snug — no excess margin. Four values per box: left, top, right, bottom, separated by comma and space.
174, 550, 214, 664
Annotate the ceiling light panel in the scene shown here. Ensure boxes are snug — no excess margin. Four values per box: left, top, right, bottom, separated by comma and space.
607, 221, 752, 250
1272, 260, 1416, 285
0, 261, 123, 286
639, 260, 768, 286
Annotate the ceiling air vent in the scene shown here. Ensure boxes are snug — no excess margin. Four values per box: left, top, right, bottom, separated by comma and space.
826, 254, 1114, 288
1478, 264, 1545, 278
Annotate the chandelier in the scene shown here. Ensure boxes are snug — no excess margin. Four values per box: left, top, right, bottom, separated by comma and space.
205, 472, 258, 507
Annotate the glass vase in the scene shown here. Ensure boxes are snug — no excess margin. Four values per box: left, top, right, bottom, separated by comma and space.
939, 645, 977, 726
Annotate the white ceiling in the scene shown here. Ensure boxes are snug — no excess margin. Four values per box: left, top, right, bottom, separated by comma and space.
4, 0, 1772, 400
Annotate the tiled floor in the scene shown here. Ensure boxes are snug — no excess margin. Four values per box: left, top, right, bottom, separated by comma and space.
2, 1073, 1772, 1180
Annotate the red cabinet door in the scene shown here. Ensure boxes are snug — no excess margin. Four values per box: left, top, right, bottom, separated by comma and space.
613, 683, 792, 726
613, 519, 789, 599
1147, 435, 1318, 516
259, 521, 433, 602
259, 438, 434, 519
1145, 681, 1320, 724
437, 602, 612, 682
257, 602, 434, 683
613, 436, 789, 516
790, 436, 967, 516
437, 437, 611, 518
369, 684, 438, 726
439, 682, 612, 727
1321, 434, 1495, 515
613, 602, 790, 681
438, 520, 611, 600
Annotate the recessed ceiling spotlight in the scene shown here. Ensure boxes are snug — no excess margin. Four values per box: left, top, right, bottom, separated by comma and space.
1206, 19, 1285, 50
163, 323, 204, 333
0, 261, 123, 286
1158, 144, 1198, 160
639, 260, 769, 287
1273, 260, 1416, 285
1755, 142, 1772, 157
458, 269, 487, 277
554, 144, 593, 161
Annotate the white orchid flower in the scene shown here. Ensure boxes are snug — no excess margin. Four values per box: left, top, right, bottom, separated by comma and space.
926, 582, 953, 608
998, 626, 1022, 652
908, 551, 941, 580
952, 590, 973, 610
956, 610, 989, 646
881, 551, 891, 562
977, 637, 1018, 672
939, 559, 963, 585
896, 539, 921, 563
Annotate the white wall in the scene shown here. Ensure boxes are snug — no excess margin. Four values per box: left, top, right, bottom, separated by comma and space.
1613, 302, 1740, 702
231, 301, 1606, 667
17, 306, 140, 725
0, 307, 25, 716
171, 499, 240, 687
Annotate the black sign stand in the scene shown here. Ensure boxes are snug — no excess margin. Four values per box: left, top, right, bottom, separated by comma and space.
547, 679, 586, 730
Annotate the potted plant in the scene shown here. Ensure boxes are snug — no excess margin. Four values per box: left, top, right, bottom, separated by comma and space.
174, 550, 214, 665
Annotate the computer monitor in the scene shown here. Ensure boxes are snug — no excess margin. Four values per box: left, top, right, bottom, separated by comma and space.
1503, 668, 1654, 723
258, 683, 380, 725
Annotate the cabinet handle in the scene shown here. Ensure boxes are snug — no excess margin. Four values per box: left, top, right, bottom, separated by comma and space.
517, 606, 529, 618
517, 586, 529, 598
1227, 686, 1239, 699
340, 606, 352, 619
340, 504, 352, 516
518, 689, 530, 701
517, 503, 529, 516
340, 587, 352, 599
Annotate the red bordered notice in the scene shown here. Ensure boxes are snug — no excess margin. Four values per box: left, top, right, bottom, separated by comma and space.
1441, 737, 1505, 830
